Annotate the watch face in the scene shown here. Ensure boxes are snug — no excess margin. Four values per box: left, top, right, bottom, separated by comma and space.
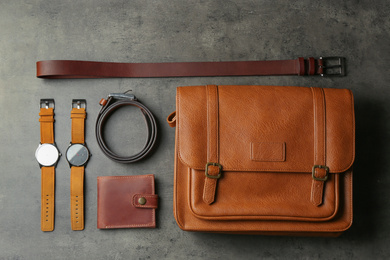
66, 144, 89, 166
35, 144, 60, 166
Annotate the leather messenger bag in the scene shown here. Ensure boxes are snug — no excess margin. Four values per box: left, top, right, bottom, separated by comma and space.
167, 85, 354, 236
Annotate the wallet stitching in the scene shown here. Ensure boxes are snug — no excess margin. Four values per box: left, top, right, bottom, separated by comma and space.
105, 218, 155, 228
97, 175, 156, 228
97, 175, 153, 180
133, 194, 158, 208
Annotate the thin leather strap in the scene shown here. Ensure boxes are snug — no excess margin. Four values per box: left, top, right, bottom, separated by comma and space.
166, 111, 176, 128
39, 108, 54, 144
36, 58, 325, 78
133, 194, 159, 209
41, 166, 55, 231
70, 166, 84, 230
203, 85, 220, 205
71, 107, 86, 144
311, 87, 327, 206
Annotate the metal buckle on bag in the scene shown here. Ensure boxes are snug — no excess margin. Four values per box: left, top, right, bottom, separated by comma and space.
312, 165, 329, 181
205, 162, 223, 179
319, 57, 346, 76
40, 99, 55, 109
72, 99, 86, 109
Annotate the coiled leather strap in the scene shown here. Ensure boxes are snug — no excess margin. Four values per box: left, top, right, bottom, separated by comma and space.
95, 96, 157, 163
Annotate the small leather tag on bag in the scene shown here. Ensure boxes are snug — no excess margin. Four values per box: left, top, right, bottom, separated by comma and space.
251, 142, 286, 162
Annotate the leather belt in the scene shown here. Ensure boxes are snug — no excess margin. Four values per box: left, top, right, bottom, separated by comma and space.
36, 57, 345, 78
95, 93, 157, 163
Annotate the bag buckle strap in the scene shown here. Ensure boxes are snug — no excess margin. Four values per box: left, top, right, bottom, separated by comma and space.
312, 165, 329, 181
205, 162, 222, 179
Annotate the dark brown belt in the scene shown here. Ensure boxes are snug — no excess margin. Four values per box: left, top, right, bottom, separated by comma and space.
36, 57, 345, 78
96, 93, 157, 163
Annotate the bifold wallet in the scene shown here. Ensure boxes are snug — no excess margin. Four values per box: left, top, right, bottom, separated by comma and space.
97, 174, 158, 229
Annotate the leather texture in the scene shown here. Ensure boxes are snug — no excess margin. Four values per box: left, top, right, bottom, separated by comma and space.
133, 194, 159, 209
95, 97, 157, 163
70, 166, 84, 230
71, 107, 86, 144
36, 58, 325, 78
311, 87, 326, 206
203, 85, 220, 205
170, 85, 354, 236
41, 166, 55, 231
39, 107, 56, 232
39, 107, 54, 144
97, 175, 158, 229
70, 105, 87, 230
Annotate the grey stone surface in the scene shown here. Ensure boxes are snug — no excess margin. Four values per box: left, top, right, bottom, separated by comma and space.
0, 0, 389, 259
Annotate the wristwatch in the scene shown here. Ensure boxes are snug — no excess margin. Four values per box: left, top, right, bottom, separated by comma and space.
66, 99, 90, 230
35, 99, 61, 232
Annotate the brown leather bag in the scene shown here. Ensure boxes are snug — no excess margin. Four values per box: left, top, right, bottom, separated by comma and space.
167, 85, 354, 236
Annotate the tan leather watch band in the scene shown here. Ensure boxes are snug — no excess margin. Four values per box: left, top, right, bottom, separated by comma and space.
71, 107, 86, 144
39, 107, 55, 143
39, 105, 56, 232
69, 102, 87, 230
36, 57, 346, 78
70, 166, 84, 230
41, 166, 55, 231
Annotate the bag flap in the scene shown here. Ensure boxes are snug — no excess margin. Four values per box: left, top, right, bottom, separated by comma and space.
176, 85, 355, 173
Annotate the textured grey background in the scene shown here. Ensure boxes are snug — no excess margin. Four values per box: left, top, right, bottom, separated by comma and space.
1, 0, 390, 259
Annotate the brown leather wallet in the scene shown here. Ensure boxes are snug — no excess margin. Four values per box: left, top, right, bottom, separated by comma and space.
97, 175, 158, 229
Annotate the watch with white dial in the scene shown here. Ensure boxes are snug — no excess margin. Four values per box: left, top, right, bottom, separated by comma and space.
35, 99, 61, 232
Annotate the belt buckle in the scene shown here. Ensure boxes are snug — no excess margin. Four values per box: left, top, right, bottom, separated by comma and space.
320, 57, 346, 77
108, 93, 137, 100
72, 99, 87, 109
40, 99, 55, 109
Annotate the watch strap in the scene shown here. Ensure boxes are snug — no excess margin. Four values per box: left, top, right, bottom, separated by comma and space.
39, 107, 54, 144
41, 166, 55, 231
70, 166, 85, 230
71, 107, 86, 144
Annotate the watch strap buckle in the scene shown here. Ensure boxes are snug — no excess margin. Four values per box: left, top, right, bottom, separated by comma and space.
72, 99, 87, 109
40, 99, 55, 109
